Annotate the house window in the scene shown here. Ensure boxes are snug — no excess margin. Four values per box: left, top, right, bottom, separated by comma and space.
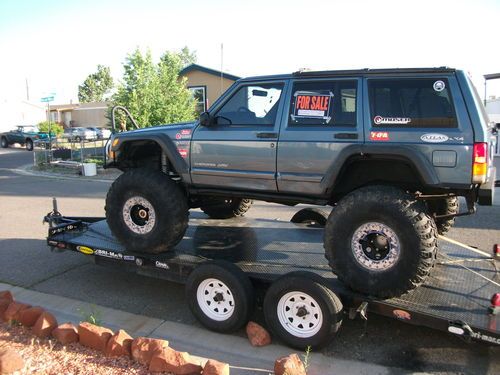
189, 86, 206, 114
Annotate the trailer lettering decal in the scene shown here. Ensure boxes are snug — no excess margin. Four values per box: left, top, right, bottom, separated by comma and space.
470, 330, 500, 345
94, 249, 123, 260
155, 261, 169, 270
77, 246, 94, 255
123, 255, 135, 261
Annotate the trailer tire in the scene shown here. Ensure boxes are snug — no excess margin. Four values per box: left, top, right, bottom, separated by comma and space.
186, 260, 254, 333
427, 197, 459, 235
263, 272, 342, 349
291, 207, 329, 227
105, 168, 188, 254
324, 185, 438, 299
200, 198, 253, 219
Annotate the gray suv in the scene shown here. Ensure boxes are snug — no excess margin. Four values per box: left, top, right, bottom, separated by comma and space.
105, 67, 496, 298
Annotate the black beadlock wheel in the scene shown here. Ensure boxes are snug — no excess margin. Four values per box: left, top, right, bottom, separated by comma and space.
200, 198, 253, 219
427, 197, 459, 235
324, 185, 438, 299
263, 272, 343, 349
186, 260, 254, 333
105, 169, 188, 254
1, 137, 8, 148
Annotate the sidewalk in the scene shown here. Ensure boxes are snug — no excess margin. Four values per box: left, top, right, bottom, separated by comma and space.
0, 282, 406, 375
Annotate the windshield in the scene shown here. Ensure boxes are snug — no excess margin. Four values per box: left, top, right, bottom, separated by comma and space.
18, 126, 38, 132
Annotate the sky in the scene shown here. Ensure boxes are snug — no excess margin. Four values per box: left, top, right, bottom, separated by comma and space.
0, 0, 500, 105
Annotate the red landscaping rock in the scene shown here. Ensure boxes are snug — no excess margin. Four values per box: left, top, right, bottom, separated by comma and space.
131, 337, 169, 365
0, 291, 13, 303
203, 359, 230, 375
246, 321, 271, 347
105, 329, 133, 357
0, 348, 24, 374
0, 299, 11, 321
52, 323, 79, 345
32, 311, 58, 338
78, 322, 113, 352
18, 306, 44, 327
3, 301, 31, 323
274, 353, 306, 375
149, 347, 202, 374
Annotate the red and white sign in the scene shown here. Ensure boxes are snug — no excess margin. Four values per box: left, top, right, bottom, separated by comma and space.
181, 129, 191, 136
178, 149, 188, 158
370, 131, 390, 141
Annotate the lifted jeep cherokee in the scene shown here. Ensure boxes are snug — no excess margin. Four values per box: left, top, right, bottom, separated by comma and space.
105, 67, 496, 298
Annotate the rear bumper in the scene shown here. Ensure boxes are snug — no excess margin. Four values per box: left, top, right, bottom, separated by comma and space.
478, 166, 496, 205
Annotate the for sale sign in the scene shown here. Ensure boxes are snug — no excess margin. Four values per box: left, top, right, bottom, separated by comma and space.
292, 90, 333, 122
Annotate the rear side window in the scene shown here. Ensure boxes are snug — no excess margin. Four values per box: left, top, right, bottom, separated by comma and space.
368, 78, 457, 128
288, 80, 357, 126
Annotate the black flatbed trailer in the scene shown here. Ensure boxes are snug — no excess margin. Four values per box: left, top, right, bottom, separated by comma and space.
44, 207, 500, 347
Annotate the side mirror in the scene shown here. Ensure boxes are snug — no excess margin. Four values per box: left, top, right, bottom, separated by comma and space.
199, 112, 212, 127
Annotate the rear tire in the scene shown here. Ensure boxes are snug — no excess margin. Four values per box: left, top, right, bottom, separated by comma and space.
427, 197, 459, 235
105, 169, 188, 254
291, 207, 329, 227
25, 139, 33, 151
324, 185, 438, 299
263, 272, 343, 349
186, 260, 254, 333
200, 198, 253, 219
1, 137, 8, 148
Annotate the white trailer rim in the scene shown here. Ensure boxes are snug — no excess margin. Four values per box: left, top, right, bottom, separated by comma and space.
197, 278, 235, 321
277, 291, 323, 338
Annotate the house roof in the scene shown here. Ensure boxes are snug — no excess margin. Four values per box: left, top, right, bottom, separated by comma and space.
180, 64, 241, 81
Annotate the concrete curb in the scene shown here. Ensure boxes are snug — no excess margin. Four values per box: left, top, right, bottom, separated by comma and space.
11, 164, 116, 183
0, 282, 406, 375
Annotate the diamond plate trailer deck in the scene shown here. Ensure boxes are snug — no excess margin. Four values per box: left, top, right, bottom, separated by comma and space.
44, 210, 500, 347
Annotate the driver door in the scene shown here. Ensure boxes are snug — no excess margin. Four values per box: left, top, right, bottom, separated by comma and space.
191, 81, 287, 191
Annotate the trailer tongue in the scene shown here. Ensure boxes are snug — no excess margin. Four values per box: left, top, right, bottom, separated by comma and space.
44, 202, 500, 348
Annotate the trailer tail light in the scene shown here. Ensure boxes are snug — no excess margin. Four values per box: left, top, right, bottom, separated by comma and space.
472, 142, 488, 183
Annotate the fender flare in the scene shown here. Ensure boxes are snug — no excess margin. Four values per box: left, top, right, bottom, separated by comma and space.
320, 144, 441, 193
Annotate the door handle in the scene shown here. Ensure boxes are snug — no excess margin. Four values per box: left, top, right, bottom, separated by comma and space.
256, 132, 278, 139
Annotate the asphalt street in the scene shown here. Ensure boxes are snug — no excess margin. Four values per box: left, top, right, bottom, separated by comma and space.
0, 147, 499, 374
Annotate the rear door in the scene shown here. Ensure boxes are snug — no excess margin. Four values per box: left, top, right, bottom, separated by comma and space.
276, 78, 363, 195
191, 81, 287, 191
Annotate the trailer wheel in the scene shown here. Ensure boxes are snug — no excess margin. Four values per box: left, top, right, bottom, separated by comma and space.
200, 198, 253, 219
263, 272, 342, 349
291, 207, 329, 227
324, 185, 438, 298
186, 260, 254, 333
427, 197, 459, 235
105, 168, 188, 254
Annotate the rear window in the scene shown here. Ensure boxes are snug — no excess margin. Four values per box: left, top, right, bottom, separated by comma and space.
288, 80, 357, 126
368, 78, 457, 128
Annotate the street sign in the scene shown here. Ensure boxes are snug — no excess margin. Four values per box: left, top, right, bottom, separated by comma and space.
41, 96, 54, 102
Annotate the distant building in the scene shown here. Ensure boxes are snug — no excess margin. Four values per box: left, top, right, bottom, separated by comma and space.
180, 64, 241, 113
0, 99, 46, 132
49, 102, 109, 128
485, 97, 500, 155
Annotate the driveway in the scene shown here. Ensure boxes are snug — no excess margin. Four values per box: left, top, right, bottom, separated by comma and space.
0, 148, 499, 374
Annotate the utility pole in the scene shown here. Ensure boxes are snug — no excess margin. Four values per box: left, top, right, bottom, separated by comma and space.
25, 78, 29, 101
220, 43, 224, 95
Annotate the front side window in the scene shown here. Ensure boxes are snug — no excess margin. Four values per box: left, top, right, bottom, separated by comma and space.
288, 80, 357, 126
215, 83, 283, 126
368, 78, 457, 128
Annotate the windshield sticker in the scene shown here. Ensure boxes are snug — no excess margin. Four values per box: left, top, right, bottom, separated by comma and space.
370, 131, 390, 141
373, 116, 411, 125
433, 80, 445, 92
292, 90, 333, 122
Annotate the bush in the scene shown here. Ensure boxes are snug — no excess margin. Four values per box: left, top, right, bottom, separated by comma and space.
38, 121, 64, 136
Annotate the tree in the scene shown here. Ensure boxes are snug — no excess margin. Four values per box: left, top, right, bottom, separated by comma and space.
38, 121, 64, 136
112, 47, 196, 128
78, 65, 114, 103
179, 46, 197, 67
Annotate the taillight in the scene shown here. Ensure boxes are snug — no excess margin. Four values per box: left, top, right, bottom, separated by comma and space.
472, 142, 488, 183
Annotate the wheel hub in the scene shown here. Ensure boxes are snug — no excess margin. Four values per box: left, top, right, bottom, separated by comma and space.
351, 222, 401, 271
122, 196, 156, 234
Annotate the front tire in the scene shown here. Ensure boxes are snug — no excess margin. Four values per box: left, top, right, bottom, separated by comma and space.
25, 139, 33, 151
105, 169, 188, 254
200, 198, 253, 219
324, 185, 438, 299
1, 137, 8, 148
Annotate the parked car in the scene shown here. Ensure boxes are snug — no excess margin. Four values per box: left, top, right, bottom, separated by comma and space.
87, 127, 112, 140
63, 127, 96, 142
105, 67, 496, 299
1, 125, 52, 151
